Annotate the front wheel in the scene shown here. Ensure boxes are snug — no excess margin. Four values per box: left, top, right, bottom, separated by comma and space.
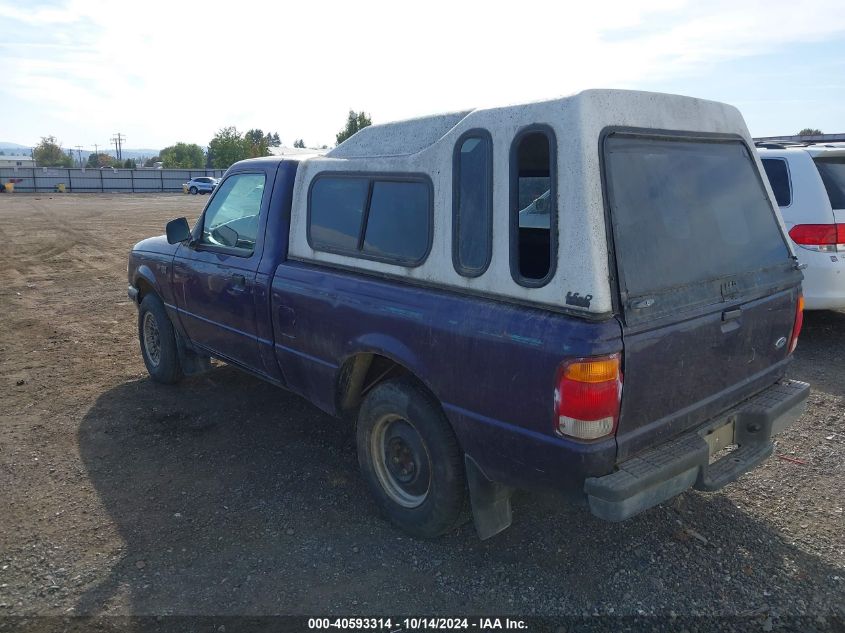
189, 186, 198, 195
357, 379, 466, 538
138, 294, 183, 384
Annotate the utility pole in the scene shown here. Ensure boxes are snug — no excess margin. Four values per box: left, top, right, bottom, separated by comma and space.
74, 145, 83, 167
111, 133, 125, 162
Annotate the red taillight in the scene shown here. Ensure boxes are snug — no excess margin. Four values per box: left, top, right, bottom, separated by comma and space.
788, 224, 845, 252
789, 294, 804, 354
554, 354, 622, 440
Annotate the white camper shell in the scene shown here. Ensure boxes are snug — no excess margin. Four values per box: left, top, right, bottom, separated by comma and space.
288, 89, 791, 316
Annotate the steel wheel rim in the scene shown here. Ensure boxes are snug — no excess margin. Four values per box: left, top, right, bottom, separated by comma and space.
142, 311, 161, 367
370, 414, 431, 508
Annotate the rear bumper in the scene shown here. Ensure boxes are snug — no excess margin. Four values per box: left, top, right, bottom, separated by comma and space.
584, 379, 809, 522
797, 252, 845, 310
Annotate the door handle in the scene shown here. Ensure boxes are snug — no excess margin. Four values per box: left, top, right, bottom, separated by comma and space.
722, 308, 742, 322
721, 307, 742, 334
230, 274, 247, 291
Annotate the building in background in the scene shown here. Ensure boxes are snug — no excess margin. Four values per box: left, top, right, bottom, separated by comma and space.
0, 155, 35, 168
755, 132, 845, 144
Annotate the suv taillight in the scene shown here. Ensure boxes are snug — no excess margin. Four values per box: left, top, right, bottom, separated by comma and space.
554, 354, 622, 440
788, 223, 845, 252
789, 294, 804, 354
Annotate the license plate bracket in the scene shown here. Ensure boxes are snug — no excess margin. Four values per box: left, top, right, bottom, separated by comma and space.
702, 418, 736, 463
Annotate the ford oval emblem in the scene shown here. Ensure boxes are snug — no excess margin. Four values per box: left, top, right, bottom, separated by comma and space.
775, 336, 787, 350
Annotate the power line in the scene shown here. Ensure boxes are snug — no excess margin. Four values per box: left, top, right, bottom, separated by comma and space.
111, 133, 125, 161
74, 145, 84, 167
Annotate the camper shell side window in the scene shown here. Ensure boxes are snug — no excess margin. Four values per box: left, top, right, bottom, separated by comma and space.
307, 172, 433, 267
510, 125, 557, 287
452, 129, 493, 277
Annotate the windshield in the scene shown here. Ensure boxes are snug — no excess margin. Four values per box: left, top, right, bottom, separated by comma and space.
814, 157, 845, 209
605, 135, 791, 301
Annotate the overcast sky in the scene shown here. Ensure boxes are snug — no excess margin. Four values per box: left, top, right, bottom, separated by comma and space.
1, 0, 844, 151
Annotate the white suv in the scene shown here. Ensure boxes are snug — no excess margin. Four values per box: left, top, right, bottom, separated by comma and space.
758, 142, 845, 310
184, 176, 219, 195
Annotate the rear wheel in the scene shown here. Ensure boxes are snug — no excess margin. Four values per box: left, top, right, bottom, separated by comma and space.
189, 186, 198, 195
357, 379, 466, 538
138, 294, 183, 384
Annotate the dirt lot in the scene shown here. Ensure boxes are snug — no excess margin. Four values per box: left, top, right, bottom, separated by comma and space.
0, 194, 843, 621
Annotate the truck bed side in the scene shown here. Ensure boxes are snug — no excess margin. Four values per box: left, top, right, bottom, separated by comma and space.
270, 262, 623, 491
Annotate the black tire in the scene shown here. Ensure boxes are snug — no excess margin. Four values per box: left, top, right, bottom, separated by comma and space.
357, 379, 466, 538
189, 186, 198, 195
138, 294, 183, 384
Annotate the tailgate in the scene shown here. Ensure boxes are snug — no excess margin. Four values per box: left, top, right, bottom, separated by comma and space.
603, 132, 803, 461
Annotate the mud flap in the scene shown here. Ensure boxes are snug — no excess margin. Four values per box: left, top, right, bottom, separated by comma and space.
464, 455, 514, 540
175, 331, 212, 376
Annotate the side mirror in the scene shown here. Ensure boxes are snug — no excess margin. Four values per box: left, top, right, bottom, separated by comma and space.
166, 217, 191, 244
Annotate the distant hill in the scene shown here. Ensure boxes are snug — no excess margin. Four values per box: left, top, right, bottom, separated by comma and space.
0, 141, 31, 155
0, 142, 166, 161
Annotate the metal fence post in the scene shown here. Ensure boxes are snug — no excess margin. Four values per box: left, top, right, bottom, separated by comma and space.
160, 170, 164, 192
130, 169, 135, 193
67, 168, 71, 193
99, 168, 104, 193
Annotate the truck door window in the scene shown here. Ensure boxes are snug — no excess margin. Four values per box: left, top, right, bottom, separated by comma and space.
199, 172, 265, 254
453, 131, 493, 277
511, 128, 556, 286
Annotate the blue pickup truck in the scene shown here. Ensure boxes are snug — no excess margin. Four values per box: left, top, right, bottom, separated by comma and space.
128, 90, 809, 539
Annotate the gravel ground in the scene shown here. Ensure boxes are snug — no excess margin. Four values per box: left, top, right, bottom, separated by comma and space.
0, 194, 843, 625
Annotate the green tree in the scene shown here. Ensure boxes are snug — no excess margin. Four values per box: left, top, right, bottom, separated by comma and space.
123, 158, 137, 169
244, 128, 270, 158
208, 127, 249, 169
160, 143, 205, 168
144, 155, 161, 167
797, 128, 823, 136
241, 129, 282, 157
293, 139, 305, 148
33, 136, 73, 167
336, 110, 372, 145
86, 152, 114, 168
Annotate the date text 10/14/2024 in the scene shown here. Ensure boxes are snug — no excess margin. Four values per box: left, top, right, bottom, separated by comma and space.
307, 618, 528, 631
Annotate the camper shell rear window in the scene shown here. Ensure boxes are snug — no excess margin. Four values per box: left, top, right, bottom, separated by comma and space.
603, 132, 792, 321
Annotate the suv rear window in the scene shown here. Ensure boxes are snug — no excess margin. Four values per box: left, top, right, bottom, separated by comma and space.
814, 157, 845, 210
761, 158, 791, 207
605, 135, 790, 307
